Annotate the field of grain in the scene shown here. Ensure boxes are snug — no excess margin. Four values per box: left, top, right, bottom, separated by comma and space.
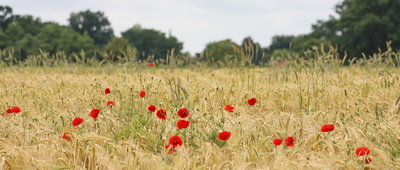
0, 65, 399, 169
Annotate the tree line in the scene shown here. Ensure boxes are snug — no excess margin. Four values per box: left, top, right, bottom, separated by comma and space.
0, 6, 184, 63
268, 0, 400, 63
1, 0, 400, 65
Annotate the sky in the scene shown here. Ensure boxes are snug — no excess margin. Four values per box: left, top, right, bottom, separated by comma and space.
2, 0, 342, 55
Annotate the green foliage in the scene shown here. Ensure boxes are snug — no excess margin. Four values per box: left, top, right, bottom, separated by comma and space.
268, 0, 400, 61
4, 1, 400, 65
240, 37, 264, 65
0, 28, 7, 49
15, 34, 40, 57
36, 23, 95, 56
68, 10, 114, 47
336, 0, 400, 58
202, 39, 239, 64
0, 28, 10, 50
103, 38, 137, 62
310, 17, 338, 42
270, 49, 294, 61
7, 15, 47, 57
291, 34, 330, 54
310, 0, 400, 59
1, 14, 50, 59
104, 38, 132, 57
4, 23, 25, 44
0, 5, 15, 30
1, 7, 46, 52
121, 24, 183, 61
13, 15, 47, 36
268, 35, 295, 52
266, 35, 295, 62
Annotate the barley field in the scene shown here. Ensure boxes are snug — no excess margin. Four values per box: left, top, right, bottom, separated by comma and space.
0, 64, 399, 169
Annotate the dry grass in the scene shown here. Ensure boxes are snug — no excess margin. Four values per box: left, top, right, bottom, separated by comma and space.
0, 65, 399, 169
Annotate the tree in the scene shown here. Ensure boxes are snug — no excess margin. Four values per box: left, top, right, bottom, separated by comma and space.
5, 15, 46, 45
338, 0, 400, 58
0, 5, 15, 30
268, 35, 295, 52
121, 24, 183, 61
36, 23, 95, 55
0, 28, 8, 49
68, 10, 114, 46
312, 0, 400, 59
291, 34, 329, 53
241, 37, 263, 65
14, 34, 40, 58
0, 5, 16, 49
2, 14, 53, 59
13, 15, 47, 36
270, 49, 294, 61
202, 39, 239, 63
4, 23, 25, 46
104, 37, 133, 61
310, 17, 339, 42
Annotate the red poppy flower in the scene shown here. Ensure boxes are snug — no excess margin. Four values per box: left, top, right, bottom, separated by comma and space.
11, 107, 21, 113
104, 88, 110, 94
90, 109, 101, 121
176, 120, 190, 129
247, 98, 257, 106
107, 101, 115, 107
218, 131, 231, 141
169, 136, 183, 147
6, 107, 21, 114
365, 158, 372, 164
355, 147, 370, 156
139, 91, 146, 97
177, 108, 190, 118
6, 109, 13, 114
156, 109, 167, 120
149, 63, 155, 67
285, 137, 295, 147
72, 117, 84, 126
224, 105, 234, 112
2, 109, 13, 116
273, 139, 283, 146
147, 105, 156, 112
164, 144, 177, 154
60, 132, 74, 141
320, 124, 335, 132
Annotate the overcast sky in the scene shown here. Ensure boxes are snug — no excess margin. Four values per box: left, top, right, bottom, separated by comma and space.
3, 0, 342, 54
